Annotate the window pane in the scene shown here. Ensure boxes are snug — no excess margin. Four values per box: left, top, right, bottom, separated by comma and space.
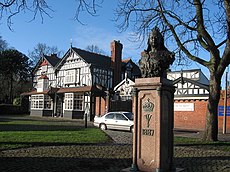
64, 93, 73, 110
105, 114, 114, 119
73, 93, 84, 111
116, 114, 127, 120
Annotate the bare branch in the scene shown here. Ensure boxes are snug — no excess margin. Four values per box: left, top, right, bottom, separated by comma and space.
194, 0, 216, 50
0, 0, 53, 29
157, 0, 209, 67
73, 0, 103, 24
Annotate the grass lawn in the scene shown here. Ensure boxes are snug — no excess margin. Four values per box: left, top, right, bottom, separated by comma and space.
0, 116, 111, 150
174, 136, 230, 152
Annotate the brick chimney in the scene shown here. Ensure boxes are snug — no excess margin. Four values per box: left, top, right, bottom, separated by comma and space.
111, 40, 123, 87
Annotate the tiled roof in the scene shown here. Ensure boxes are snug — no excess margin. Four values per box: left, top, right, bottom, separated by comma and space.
40, 60, 48, 66
57, 86, 92, 93
57, 86, 104, 93
21, 90, 49, 96
21, 86, 104, 96
122, 58, 141, 77
44, 54, 61, 67
72, 48, 112, 69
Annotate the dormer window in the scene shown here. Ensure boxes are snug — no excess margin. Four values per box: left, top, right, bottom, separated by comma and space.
37, 75, 49, 92
42, 65, 48, 72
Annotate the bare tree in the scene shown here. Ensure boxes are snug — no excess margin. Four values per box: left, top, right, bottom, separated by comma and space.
85, 44, 105, 54
114, 0, 230, 141
28, 43, 62, 66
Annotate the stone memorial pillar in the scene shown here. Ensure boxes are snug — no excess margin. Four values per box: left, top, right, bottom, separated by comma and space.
132, 77, 174, 172
130, 27, 175, 172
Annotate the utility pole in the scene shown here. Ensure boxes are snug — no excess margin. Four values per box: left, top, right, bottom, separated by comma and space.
223, 71, 228, 134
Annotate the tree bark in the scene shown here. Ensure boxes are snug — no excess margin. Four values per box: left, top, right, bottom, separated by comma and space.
203, 71, 221, 141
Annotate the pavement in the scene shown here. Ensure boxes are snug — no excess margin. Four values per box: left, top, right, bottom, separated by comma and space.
0, 116, 230, 172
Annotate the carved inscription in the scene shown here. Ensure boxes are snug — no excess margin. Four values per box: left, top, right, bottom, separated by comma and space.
142, 129, 154, 136
142, 99, 154, 136
145, 114, 152, 128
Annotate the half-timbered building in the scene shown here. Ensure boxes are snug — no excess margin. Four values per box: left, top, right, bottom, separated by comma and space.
167, 69, 210, 130
23, 40, 140, 120
113, 68, 211, 131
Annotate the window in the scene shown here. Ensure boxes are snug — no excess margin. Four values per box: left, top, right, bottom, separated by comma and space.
44, 95, 52, 109
37, 80, 43, 90
31, 95, 52, 109
31, 95, 44, 109
116, 114, 127, 121
42, 65, 47, 72
64, 93, 73, 110
65, 70, 75, 84
64, 93, 84, 111
105, 113, 115, 119
74, 94, 84, 110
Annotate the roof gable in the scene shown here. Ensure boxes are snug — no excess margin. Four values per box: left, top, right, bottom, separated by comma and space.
44, 54, 61, 67
32, 54, 60, 74
114, 77, 135, 91
122, 58, 141, 76
72, 48, 112, 69
55, 47, 112, 70
173, 77, 209, 91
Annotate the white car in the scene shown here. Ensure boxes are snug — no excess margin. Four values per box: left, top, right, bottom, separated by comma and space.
94, 112, 134, 132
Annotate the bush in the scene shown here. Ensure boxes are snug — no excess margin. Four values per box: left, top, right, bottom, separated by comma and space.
0, 104, 22, 115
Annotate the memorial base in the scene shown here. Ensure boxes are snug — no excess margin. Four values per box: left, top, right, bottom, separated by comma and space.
132, 77, 175, 172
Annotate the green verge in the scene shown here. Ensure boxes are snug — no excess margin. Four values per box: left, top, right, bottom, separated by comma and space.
0, 118, 110, 150
0, 129, 109, 150
174, 136, 230, 152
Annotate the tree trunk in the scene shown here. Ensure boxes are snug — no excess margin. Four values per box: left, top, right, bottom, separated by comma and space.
203, 71, 221, 141
9, 74, 13, 104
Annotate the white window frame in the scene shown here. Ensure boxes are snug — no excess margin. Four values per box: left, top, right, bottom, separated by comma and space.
31, 94, 44, 109
64, 93, 74, 110
65, 70, 76, 84
31, 94, 52, 110
64, 93, 84, 111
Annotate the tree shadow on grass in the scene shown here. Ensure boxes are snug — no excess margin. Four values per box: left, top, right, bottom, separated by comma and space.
174, 156, 230, 172
0, 123, 90, 131
0, 157, 132, 172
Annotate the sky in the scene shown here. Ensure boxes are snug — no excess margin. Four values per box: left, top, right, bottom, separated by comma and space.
0, 1, 145, 63
0, 1, 223, 84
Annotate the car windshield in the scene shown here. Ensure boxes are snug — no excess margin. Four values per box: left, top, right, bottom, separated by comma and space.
123, 112, 133, 120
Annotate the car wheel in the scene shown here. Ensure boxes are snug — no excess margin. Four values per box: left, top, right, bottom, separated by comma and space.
100, 123, 107, 130
131, 126, 134, 133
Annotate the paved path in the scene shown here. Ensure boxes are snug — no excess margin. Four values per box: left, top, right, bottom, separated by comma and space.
0, 116, 230, 172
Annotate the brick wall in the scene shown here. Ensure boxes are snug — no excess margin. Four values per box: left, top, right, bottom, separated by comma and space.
174, 98, 230, 132
174, 100, 207, 131
95, 96, 107, 117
